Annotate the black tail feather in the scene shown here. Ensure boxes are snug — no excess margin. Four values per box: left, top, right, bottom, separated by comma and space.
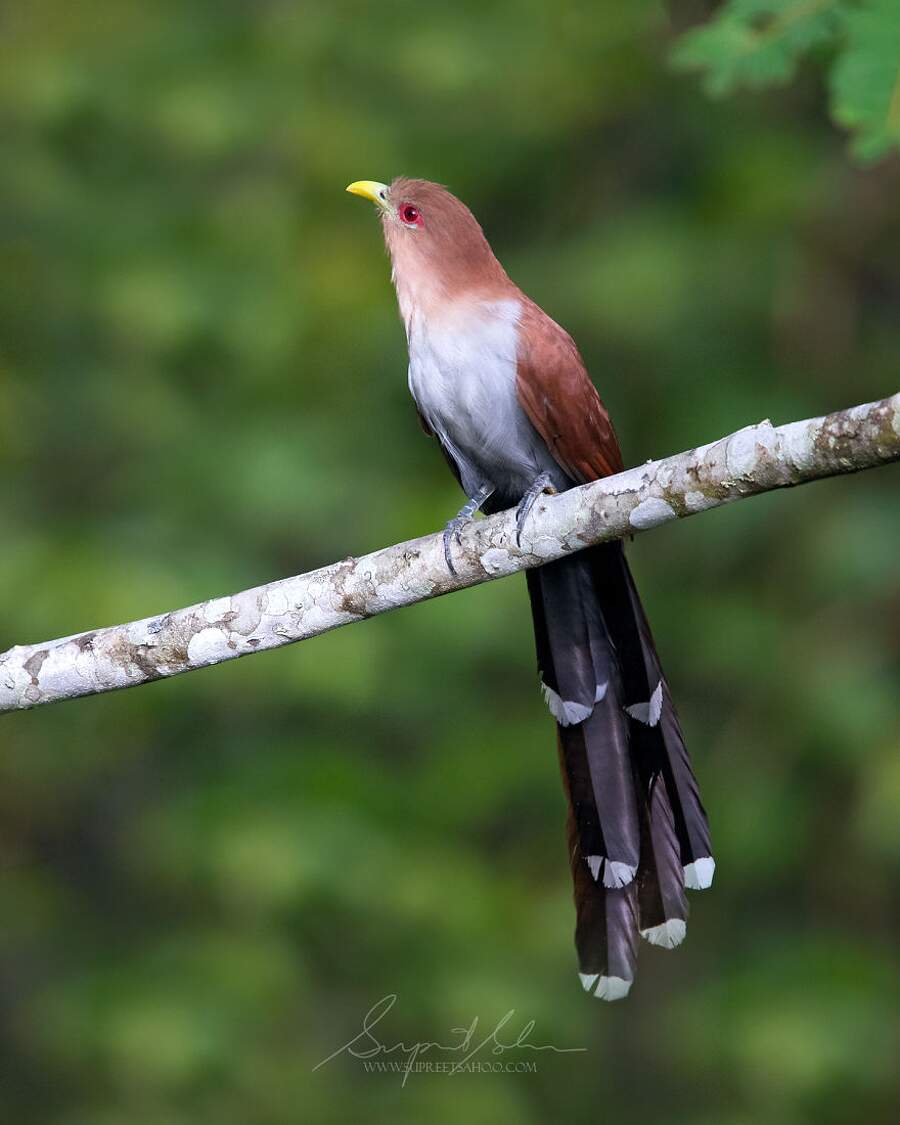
558, 766, 639, 999
530, 543, 713, 999
637, 775, 688, 948
616, 554, 714, 879
531, 560, 640, 885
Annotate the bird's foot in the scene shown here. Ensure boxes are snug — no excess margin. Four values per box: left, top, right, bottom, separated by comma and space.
442, 517, 469, 575
443, 486, 493, 575
516, 472, 556, 546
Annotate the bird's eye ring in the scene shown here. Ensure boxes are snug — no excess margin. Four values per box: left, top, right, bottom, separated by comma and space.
399, 203, 421, 226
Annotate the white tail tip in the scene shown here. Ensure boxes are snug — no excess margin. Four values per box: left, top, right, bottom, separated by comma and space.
540, 681, 592, 726
684, 857, 715, 890
580, 972, 632, 1001
585, 856, 636, 888
640, 918, 687, 949
625, 681, 663, 727
602, 860, 637, 889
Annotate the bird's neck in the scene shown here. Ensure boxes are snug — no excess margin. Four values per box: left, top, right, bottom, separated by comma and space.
399, 285, 521, 349
387, 233, 514, 339
390, 263, 443, 333
391, 267, 520, 343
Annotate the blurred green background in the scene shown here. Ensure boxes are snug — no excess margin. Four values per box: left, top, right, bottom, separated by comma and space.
1, 1, 898, 1122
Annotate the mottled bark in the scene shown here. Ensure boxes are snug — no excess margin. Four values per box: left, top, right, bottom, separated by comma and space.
2, 393, 898, 714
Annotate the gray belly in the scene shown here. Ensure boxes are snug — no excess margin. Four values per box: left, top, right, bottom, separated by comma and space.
406, 301, 567, 506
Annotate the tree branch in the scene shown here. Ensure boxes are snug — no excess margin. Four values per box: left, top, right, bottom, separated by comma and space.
2, 393, 898, 715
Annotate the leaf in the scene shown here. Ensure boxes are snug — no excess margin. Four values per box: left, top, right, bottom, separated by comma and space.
830, 0, 900, 160
672, 0, 849, 96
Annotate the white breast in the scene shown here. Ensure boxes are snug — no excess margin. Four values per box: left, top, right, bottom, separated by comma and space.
406, 298, 558, 502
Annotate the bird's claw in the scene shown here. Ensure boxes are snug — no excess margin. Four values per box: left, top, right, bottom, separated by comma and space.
442, 517, 469, 576
442, 485, 494, 575
516, 472, 556, 547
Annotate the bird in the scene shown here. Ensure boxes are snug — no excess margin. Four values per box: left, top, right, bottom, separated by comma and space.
346, 177, 714, 1000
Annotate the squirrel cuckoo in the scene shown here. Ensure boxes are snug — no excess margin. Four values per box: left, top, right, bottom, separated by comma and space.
347, 177, 713, 1000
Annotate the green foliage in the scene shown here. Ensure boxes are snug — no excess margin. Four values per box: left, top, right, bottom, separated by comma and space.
672, 0, 850, 94
0, 1, 898, 1122
831, 0, 900, 158
673, 0, 900, 161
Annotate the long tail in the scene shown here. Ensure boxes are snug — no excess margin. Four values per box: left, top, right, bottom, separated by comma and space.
526, 542, 713, 1000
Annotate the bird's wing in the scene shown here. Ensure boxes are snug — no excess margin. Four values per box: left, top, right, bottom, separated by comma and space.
515, 301, 624, 483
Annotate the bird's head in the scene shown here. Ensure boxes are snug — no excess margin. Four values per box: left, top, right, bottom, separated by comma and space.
346, 177, 508, 319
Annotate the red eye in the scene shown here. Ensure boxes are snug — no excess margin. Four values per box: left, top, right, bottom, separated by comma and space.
400, 203, 420, 226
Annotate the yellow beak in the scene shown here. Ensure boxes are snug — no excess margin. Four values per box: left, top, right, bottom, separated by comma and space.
346, 180, 391, 209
